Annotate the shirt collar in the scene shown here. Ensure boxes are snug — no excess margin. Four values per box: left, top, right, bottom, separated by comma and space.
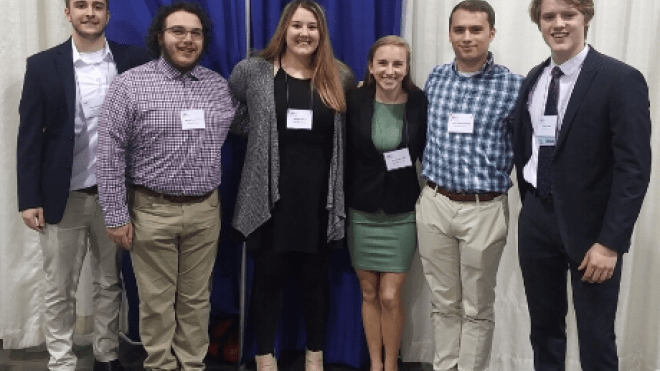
452, 51, 494, 77
157, 56, 203, 81
71, 38, 113, 65
550, 44, 589, 77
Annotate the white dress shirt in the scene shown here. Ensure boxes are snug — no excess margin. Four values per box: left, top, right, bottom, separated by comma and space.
523, 45, 590, 187
70, 39, 117, 190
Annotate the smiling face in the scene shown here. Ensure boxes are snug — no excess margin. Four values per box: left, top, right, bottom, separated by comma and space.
369, 44, 408, 98
449, 9, 495, 72
65, 0, 109, 40
284, 6, 320, 59
539, 0, 587, 64
159, 10, 203, 71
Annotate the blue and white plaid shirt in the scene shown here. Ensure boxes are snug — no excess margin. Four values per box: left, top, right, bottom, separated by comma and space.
422, 53, 523, 193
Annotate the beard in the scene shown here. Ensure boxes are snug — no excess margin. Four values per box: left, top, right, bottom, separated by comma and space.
160, 42, 205, 73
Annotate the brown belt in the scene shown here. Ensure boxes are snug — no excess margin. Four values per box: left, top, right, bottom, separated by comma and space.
75, 185, 98, 195
135, 185, 213, 203
427, 181, 502, 202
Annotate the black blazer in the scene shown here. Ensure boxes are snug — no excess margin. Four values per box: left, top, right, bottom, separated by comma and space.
17, 38, 150, 224
346, 86, 428, 214
512, 47, 651, 261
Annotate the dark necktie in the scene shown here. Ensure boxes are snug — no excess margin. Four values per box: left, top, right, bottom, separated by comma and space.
536, 66, 563, 198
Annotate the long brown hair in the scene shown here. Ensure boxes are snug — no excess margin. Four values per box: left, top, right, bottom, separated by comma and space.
363, 35, 418, 93
259, 0, 347, 112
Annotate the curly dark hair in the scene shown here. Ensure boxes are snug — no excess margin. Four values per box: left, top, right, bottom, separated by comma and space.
145, 1, 213, 58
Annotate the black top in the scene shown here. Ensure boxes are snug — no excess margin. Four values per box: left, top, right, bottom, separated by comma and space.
345, 86, 428, 214
246, 68, 336, 253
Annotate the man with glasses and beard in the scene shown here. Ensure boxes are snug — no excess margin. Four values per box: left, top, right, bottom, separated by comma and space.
17, 0, 149, 370
96, 2, 235, 370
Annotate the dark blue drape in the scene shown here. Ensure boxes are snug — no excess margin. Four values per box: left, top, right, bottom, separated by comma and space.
246, 1, 402, 368
105, 0, 401, 368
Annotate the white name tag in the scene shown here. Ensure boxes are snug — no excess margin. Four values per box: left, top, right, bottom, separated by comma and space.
537, 115, 557, 146
181, 109, 206, 130
448, 113, 475, 134
384, 148, 413, 171
287, 109, 313, 130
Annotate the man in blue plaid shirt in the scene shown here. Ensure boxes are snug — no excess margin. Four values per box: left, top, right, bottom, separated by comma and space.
415, 1, 522, 370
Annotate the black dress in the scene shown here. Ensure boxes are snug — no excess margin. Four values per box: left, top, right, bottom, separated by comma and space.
246, 68, 335, 253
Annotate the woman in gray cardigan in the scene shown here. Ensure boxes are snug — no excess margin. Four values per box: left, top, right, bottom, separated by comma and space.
228, 2, 354, 371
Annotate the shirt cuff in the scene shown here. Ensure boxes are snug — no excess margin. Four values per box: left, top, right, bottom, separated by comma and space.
104, 207, 131, 228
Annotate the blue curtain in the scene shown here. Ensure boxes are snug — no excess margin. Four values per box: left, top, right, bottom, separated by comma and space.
105, 0, 247, 341
245, 0, 402, 368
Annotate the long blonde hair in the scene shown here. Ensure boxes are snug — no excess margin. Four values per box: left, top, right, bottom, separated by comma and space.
259, 0, 347, 112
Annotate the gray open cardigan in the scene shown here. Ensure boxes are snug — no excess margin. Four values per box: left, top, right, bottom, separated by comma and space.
228, 57, 354, 241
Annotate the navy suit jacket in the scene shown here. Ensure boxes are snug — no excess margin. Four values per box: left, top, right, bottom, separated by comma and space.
17, 38, 150, 224
512, 47, 651, 262
345, 86, 428, 214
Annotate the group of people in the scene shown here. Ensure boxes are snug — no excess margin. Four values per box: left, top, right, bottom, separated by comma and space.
16, 1, 651, 371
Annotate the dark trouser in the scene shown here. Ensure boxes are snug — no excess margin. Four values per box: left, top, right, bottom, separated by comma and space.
518, 190, 622, 371
250, 250, 332, 355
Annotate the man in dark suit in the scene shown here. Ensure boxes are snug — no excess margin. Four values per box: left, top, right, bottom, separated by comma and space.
16, 0, 149, 370
513, 0, 651, 370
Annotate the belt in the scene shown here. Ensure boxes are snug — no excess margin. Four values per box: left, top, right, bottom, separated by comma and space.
135, 185, 213, 203
427, 181, 502, 202
75, 185, 98, 195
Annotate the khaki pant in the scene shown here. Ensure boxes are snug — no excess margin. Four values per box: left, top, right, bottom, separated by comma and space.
131, 189, 220, 371
41, 191, 122, 371
416, 185, 508, 371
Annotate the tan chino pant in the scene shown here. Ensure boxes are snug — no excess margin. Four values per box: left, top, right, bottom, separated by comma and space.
130, 189, 220, 371
41, 191, 123, 371
416, 185, 508, 371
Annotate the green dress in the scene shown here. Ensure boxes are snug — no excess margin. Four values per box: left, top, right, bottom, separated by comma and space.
348, 101, 417, 272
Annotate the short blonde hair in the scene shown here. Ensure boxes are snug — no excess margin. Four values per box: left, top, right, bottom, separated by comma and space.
529, 0, 594, 36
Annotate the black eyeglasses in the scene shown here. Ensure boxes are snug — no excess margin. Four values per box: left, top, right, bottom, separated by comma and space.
163, 27, 204, 41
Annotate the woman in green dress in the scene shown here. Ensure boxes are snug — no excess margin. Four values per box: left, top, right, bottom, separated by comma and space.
345, 36, 428, 371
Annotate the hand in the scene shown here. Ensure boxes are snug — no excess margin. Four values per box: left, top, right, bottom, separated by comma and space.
107, 223, 134, 250
578, 243, 618, 283
21, 208, 45, 232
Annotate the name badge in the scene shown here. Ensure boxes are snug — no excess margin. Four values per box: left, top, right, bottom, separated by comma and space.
448, 113, 475, 134
181, 109, 206, 130
537, 115, 557, 146
384, 148, 413, 171
287, 109, 313, 130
